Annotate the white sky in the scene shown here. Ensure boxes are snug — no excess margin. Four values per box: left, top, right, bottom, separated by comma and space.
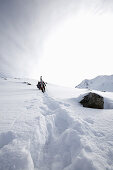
0, 0, 113, 87
38, 12, 113, 87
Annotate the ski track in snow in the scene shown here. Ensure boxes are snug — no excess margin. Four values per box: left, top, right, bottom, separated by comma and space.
0, 78, 113, 170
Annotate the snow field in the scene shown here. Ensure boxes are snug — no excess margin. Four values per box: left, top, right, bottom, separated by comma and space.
0, 77, 113, 170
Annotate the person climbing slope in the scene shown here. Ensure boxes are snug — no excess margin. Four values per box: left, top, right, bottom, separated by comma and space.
40, 76, 43, 89
37, 76, 46, 93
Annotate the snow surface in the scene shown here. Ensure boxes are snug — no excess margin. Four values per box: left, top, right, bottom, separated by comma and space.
0, 77, 113, 170
76, 75, 113, 92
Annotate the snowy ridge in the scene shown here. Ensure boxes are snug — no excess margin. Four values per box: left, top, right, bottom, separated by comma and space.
0, 72, 7, 79
0, 78, 113, 170
76, 75, 113, 92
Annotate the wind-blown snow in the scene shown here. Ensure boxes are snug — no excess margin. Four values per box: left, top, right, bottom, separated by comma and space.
0, 77, 113, 170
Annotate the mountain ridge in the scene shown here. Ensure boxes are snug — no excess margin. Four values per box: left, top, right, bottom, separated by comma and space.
76, 74, 113, 92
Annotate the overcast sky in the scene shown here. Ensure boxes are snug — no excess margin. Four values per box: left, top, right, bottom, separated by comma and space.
0, 0, 113, 87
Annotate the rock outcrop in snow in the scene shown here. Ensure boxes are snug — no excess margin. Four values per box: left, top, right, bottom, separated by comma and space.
80, 92, 104, 109
76, 75, 113, 92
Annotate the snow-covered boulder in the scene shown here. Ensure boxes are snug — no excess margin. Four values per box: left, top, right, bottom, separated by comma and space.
80, 92, 104, 109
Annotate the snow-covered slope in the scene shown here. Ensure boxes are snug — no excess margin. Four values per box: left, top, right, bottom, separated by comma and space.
76, 75, 113, 92
0, 77, 113, 170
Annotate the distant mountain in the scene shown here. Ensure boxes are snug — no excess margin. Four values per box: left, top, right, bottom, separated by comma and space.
0, 72, 11, 79
0, 72, 7, 79
76, 75, 113, 92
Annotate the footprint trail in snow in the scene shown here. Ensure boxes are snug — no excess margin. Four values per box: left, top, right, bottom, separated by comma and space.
0, 78, 113, 170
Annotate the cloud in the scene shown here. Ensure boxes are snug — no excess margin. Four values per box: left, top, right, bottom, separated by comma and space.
0, 0, 44, 77
0, 0, 113, 83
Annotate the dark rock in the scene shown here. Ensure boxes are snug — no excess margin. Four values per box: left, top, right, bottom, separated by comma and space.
23, 82, 31, 85
27, 83, 31, 85
80, 92, 104, 109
